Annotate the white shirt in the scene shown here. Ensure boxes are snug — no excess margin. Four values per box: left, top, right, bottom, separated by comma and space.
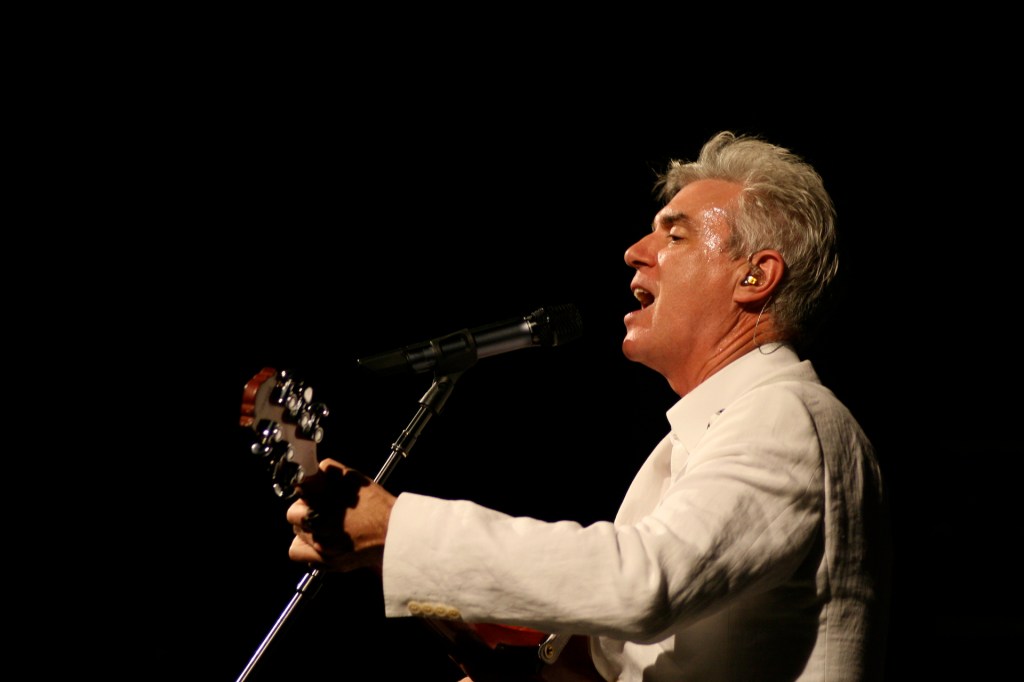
382, 346, 888, 680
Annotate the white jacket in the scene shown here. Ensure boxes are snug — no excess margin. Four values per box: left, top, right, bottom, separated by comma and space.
382, 347, 889, 680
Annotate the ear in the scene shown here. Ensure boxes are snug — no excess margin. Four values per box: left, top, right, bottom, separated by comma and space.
733, 249, 784, 304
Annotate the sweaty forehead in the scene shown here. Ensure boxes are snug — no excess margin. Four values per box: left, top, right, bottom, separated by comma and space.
653, 179, 741, 231
652, 203, 733, 234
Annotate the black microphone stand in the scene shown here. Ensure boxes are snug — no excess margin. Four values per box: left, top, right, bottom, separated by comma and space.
236, 371, 463, 682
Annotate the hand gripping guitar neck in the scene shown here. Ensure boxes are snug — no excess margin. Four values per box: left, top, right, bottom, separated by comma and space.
237, 366, 567, 681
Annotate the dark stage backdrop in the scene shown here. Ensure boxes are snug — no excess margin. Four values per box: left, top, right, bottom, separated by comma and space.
126, 104, 1016, 680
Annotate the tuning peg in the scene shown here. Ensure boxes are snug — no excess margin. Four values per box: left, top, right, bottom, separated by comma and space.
270, 371, 313, 418
298, 402, 329, 443
270, 447, 302, 499
250, 419, 282, 456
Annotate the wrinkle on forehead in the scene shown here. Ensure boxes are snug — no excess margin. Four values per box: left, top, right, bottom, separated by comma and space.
652, 209, 689, 231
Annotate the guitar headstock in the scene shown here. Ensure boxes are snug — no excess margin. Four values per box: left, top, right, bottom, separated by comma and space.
240, 367, 329, 499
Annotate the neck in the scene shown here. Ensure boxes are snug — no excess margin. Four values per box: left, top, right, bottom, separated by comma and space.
666, 315, 781, 397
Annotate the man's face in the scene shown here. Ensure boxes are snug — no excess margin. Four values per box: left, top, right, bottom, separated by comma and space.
622, 178, 746, 388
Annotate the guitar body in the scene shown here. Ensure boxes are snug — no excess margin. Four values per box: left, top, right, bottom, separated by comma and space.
433, 627, 604, 682
426, 619, 551, 681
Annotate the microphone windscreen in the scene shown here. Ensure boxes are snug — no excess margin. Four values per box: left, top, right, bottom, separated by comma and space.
529, 303, 583, 347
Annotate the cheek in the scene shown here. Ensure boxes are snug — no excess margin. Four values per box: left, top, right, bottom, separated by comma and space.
656, 262, 734, 319
655, 256, 701, 298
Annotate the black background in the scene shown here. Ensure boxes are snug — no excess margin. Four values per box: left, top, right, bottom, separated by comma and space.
82, 46, 1021, 680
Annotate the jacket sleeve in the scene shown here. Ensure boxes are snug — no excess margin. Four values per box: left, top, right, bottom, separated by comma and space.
382, 386, 824, 642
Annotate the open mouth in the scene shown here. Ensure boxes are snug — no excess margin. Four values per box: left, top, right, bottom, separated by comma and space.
633, 287, 654, 309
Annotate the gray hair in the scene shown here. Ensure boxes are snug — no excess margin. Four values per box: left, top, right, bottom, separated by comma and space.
657, 131, 839, 343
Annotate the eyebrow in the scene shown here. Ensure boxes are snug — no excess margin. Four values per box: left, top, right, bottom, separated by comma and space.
652, 210, 691, 232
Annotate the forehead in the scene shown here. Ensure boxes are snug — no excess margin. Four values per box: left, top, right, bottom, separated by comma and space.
654, 178, 743, 231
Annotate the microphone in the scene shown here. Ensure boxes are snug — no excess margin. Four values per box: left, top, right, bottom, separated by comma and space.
356, 303, 583, 376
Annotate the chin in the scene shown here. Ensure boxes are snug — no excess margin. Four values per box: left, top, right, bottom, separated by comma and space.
621, 336, 644, 364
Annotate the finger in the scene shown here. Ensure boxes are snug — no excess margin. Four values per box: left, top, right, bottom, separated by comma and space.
319, 458, 372, 485
318, 457, 346, 472
285, 498, 312, 526
303, 508, 351, 548
299, 509, 330, 535
288, 535, 323, 564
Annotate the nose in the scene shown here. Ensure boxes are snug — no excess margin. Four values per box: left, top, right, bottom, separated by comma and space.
624, 232, 655, 269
